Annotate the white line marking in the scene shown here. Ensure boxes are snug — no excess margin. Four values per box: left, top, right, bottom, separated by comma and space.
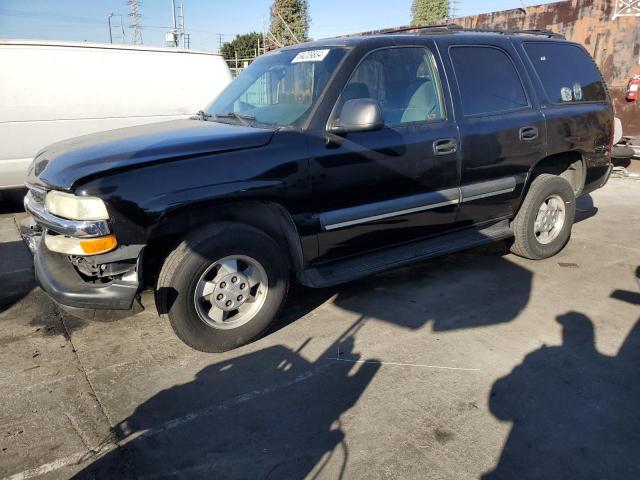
2, 444, 113, 480
2, 355, 477, 480
3, 453, 86, 480
328, 357, 480, 371
2, 363, 331, 480
0, 268, 33, 277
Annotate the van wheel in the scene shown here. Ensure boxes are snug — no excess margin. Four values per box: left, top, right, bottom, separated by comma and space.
156, 222, 289, 352
510, 174, 576, 260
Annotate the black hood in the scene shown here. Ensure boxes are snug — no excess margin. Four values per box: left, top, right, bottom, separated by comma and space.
29, 119, 275, 190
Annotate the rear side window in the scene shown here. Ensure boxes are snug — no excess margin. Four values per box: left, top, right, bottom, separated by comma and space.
450, 46, 528, 116
524, 42, 607, 103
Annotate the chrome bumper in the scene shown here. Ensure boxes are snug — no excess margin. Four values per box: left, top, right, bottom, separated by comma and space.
24, 191, 110, 238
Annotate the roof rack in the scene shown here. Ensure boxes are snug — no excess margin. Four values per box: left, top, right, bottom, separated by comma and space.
381, 23, 565, 39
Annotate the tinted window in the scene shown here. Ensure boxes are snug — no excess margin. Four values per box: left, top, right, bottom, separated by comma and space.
337, 47, 445, 125
450, 46, 528, 116
524, 42, 607, 103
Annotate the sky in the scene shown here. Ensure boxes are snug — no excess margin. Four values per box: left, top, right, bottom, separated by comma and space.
0, 0, 561, 51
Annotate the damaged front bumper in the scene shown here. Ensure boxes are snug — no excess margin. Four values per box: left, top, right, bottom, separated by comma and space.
20, 210, 145, 322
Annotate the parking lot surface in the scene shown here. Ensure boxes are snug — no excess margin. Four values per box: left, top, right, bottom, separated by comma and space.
1, 177, 639, 480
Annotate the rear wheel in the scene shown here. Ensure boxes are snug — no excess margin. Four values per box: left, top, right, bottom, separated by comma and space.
510, 174, 576, 260
156, 222, 289, 352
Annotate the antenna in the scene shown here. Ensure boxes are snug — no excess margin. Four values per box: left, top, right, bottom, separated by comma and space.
127, 0, 143, 45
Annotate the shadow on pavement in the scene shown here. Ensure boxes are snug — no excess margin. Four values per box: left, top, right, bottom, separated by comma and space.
74, 321, 379, 479
611, 266, 640, 306
0, 189, 26, 214
0, 240, 35, 315
575, 193, 597, 223
73, 241, 534, 479
332, 242, 532, 333
483, 311, 640, 480
0, 192, 34, 314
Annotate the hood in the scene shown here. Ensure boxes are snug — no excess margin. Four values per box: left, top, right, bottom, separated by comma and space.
29, 119, 275, 190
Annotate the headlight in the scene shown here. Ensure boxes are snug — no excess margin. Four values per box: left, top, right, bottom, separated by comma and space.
45, 191, 109, 221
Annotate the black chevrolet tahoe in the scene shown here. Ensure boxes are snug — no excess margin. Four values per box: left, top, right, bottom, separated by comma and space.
22, 27, 613, 352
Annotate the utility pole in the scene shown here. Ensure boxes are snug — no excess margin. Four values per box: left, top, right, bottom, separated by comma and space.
128, 0, 143, 45
172, 0, 178, 46
108, 13, 126, 44
217, 33, 224, 52
177, 3, 185, 48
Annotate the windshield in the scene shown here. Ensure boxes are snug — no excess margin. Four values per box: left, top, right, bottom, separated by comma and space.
206, 47, 347, 128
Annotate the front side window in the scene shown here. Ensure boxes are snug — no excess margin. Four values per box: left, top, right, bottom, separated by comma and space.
206, 47, 346, 127
336, 47, 445, 125
524, 42, 607, 103
450, 46, 528, 116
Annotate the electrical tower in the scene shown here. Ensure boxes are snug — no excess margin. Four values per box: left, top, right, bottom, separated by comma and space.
128, 0, 143, 45
448, 0, 460, 20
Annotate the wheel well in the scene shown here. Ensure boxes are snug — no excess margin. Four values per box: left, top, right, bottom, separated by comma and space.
530, 152, 585, 195
143, 201, 304, 284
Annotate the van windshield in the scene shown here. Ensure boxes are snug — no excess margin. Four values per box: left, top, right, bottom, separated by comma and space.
206, 47, 346, 128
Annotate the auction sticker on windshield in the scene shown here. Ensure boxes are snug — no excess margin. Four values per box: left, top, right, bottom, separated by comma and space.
291, 49, 330, 63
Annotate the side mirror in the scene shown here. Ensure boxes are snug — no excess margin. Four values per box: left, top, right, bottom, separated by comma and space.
328, 98, 384, 135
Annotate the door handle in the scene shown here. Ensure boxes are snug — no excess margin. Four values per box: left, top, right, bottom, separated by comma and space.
433, 138, 458, 155
519, 126, 539, 141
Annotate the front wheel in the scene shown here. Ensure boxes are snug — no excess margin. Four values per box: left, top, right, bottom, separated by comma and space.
156, 222, 289, 352
510, 174, 576, 260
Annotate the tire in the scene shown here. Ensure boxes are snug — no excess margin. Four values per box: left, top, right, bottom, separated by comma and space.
510, 174, 576, 260
156, 222, 289, 352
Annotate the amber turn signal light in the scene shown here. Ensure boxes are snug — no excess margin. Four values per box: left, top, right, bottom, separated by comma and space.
79, 234, 118, 255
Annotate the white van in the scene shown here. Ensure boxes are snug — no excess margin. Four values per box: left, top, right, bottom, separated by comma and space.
0, 40, 232, 190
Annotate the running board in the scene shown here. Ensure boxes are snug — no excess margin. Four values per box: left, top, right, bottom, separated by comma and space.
299, 220, 513, 288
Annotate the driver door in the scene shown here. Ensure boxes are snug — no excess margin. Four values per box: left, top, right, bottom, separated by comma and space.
307, 44, 461, 262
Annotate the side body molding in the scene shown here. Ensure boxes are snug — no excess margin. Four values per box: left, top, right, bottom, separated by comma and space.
320, 188, 460, 231
318, 176, 520, 232
460, 176, 517, 203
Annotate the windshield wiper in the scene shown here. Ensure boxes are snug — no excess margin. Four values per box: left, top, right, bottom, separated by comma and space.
214, 112, 256, 126
196, 110, 213, 120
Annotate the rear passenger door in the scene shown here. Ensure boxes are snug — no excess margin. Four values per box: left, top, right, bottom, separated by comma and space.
440, 40, 546, 225
308, 44, 461, 262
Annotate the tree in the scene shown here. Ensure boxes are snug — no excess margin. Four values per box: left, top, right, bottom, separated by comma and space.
410, 0, 449, 26
220, 32, 262, 62
269, 0, 310, 47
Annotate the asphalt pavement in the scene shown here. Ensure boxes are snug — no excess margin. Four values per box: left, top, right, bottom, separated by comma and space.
1, 177, 639, 480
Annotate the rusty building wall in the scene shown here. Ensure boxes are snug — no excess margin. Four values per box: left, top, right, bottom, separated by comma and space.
358, 0, 640, 135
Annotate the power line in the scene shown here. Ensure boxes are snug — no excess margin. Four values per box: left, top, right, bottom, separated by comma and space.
0, 8, 104, 25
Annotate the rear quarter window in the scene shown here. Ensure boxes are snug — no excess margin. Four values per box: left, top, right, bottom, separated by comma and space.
524, 42, 608, 104
449, 45, 529, 116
